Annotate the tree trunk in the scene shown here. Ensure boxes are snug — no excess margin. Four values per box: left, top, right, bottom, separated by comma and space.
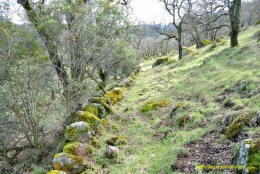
230, 0, 241, 47
177, 25, 183, 59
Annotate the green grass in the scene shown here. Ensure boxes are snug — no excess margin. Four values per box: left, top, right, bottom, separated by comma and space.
93, 25, 260, 173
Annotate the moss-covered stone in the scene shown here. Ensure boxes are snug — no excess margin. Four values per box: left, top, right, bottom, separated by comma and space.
47, 170, 67, 174
140, 99, 170, 113
91, 97, 115, 114
83, 103, 106, 119
104, 87, 126, 104
72, 111, 102, 132
53, 152, 90, 173
64, 121, 93, 142
106, 136, 127, 146
152, 57, 176, 67
224, 113, 253, 140
63, 142, 93, 157
83, 104, 98, 117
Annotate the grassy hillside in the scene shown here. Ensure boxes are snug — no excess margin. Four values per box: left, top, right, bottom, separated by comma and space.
95, 25, 260, 174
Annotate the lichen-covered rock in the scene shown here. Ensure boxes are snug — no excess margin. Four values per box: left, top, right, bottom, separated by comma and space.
140, 99, 170, 113
237, 140, 250, 174
64, 121, 93, 142
72, 111, 102, 132
83, 103, 106, 119
53, 153, 90, 173
106, 136, 127, 146
47, 170, 67, 174
63, 142, 93, 157
104, 87, 126, 104
104, 145, 119, 159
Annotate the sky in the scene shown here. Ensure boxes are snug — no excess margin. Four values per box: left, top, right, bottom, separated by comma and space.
130, 0, 171, 24
3, 0, 171, 24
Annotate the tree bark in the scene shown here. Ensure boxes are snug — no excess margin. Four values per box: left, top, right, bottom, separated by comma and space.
229, 0, 241, 47
177, 25, 183, 59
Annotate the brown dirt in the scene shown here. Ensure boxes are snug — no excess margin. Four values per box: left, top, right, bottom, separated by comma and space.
171, 130, 237, 173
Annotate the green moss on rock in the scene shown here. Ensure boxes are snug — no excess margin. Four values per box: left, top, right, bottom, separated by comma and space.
224, 112, 253, 139
91, 97, 115, 113
140, 99, 170, 113
53, 152, 90, 173
105, 87, 126, 104
74, 111, 102, 132
83, 103, 106, 118
64, 121, 93, 142
63, 142, 93, 157
106, 136, 127, 146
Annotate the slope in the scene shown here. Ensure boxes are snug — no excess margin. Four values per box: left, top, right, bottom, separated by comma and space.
97, 25, 260, 174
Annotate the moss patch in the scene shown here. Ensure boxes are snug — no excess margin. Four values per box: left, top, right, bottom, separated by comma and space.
140, 99, 170, 113
201, 39, 212, 46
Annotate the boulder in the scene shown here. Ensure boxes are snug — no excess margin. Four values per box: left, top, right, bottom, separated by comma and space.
104, 145, 119, 159
64, 121, 93, 142
53, 152, 90, 173
63, 142, 93, 157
